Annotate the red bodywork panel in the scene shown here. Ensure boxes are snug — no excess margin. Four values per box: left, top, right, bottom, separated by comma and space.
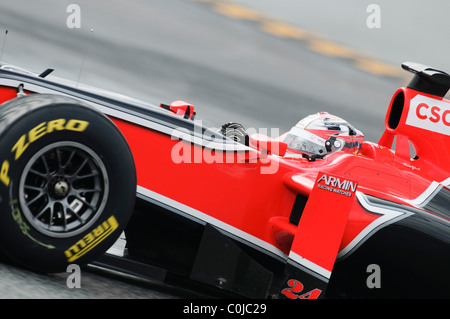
0, 66, 448, 297
0, 86, 22, 103
109, 85, 449, 262
379, 87, 450, 182
289, 172, 356, 274
110, 118, 297, 250
0, 82, 447, 259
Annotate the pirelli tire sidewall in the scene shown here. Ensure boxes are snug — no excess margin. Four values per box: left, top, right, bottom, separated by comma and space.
0, 94, 136, 273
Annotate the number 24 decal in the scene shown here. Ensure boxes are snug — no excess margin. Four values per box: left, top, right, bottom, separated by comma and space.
281, 279, 322, 299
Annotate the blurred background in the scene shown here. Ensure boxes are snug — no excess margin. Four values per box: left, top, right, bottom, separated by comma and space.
2, 0, 449, 143
0, 0, 448, 297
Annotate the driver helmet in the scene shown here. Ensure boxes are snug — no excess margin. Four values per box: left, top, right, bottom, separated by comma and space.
283, 112, 364, 159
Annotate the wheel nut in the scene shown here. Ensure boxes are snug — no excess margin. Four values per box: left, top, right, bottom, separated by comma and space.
54, 181, 69, 197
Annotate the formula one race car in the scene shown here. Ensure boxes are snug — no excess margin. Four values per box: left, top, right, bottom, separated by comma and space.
0, 62, 448, 299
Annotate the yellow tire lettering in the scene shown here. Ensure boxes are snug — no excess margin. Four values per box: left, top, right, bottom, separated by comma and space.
28, 122, 47, 144
46, 118, 67, 133
65, 119, 89, 132
11, 119, 90, 161
83, 232, 95, 245
65, 215, 119, 262
0, 160, 10, 186
92, 225, 104, 237
11, 134, 30, 160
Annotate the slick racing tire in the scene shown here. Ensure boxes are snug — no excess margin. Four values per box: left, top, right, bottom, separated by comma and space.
0, 94, 136, 273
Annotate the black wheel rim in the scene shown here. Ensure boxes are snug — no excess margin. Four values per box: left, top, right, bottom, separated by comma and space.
18, 141, 109, 238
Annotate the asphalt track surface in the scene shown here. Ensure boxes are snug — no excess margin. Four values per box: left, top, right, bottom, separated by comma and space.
0, 0, 418, 299
228, 0, 450, 72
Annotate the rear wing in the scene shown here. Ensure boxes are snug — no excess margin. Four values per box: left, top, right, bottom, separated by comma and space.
401, 62, 450, 98
379, 62, 450, 180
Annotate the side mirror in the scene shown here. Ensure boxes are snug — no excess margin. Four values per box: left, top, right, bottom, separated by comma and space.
160, 100, 196, 119
249, 133, 287, 157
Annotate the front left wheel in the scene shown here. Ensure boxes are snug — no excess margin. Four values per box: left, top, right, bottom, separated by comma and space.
0, 94, 136, 272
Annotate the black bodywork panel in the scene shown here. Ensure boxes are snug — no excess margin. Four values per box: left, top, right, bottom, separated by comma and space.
124, 196, 275, 298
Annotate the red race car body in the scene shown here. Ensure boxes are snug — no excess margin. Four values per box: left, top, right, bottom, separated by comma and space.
0, 62, 448, 298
